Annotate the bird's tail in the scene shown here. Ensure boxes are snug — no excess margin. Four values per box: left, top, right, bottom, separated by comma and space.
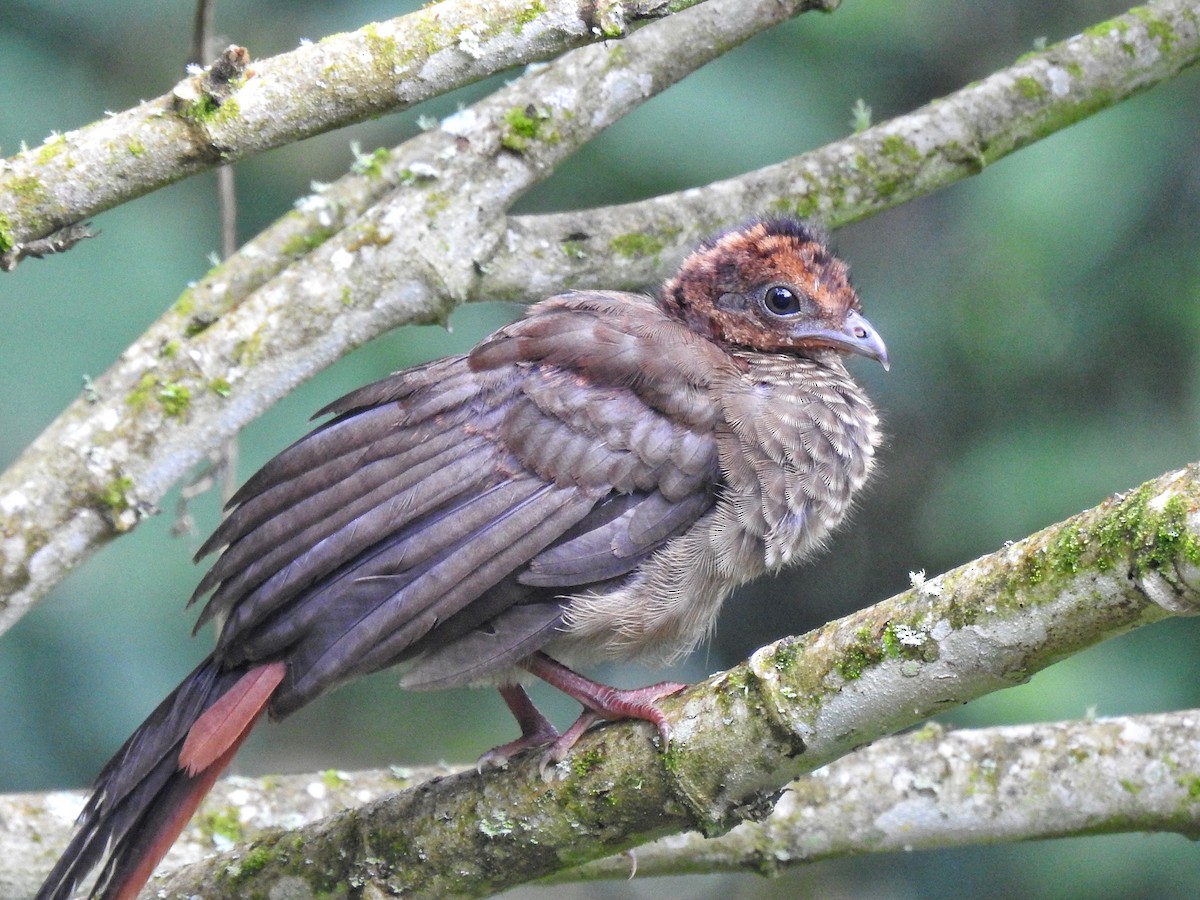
37, 656, 286, 900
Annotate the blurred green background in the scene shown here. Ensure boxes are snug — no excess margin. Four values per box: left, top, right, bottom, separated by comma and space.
3, 1, 1200, 897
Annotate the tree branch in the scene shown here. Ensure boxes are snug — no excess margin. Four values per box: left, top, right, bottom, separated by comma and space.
476, 0, 1200, 297
12, 710, 1200, 896
111, 0, 1200, 318
9, 461, 1199, 896
0, 0, 742, 255
554, 708, 1200, 883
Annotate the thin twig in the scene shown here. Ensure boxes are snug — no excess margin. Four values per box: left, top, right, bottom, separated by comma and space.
189, 0, 216, 66
173, 0, 241, 530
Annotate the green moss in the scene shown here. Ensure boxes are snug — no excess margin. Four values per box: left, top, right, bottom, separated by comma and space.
12, 175, 40, 197
321, 768, 348, 788
1132, 7, 1177, 50
209, 377, 232, 398
9, 175, 46, 214
234, 328, 266, 367
1009, 481, 1200, 616
837, 627, 885, 680
571, 747, 605, 777
157, 382, 192, 417
398, 167, 437, 186
424, 190, 450, 218
99, 476, 134, 515
127, 372, 159, 410
597, 14, 625, 39
969, 757, 1000, 793
340, 286, 353, 306
880, 623, 902, 658
500, 104, 555, 152
0, 213, 13, 253
352, 146, 392, 178
502, 106, 540, 148
721, 666, 752, 695
1057, 488, 1198, 578
837, 647, 870, 680
1015, 75, 1046, 99
1186, 776, 1200, 799
609, 231, 665, 259
172, 289, 195, 318
127, 138, 146, 158
179, 94, 240, 127
280, 224, 336, 258
184, 313, 218, 337
347, 222, 394, 251
660, 741, 684, 775
770, 638, 800, 671
160, 339, 180, 359
478, 811, 515, 837
1137, 494, 1200, 572
1119, 778, 1142, 795
363, 21, 399, 66
413, 14, 461, 62
561, 239, 587, 260
866, 139, 913, 199
211, 95, 240, 126
1082, 17, 1130, 40
945, 589, 980, 630
769, 193, 823, 220
834, 622, 932, 680
198, 805, 244, 843
880, 134, 921, 164
236, 844, 273, 877
179, 93, 221, 123
514, 0, 547, 31
36, 134, 67, 165
910, 722, 943, 743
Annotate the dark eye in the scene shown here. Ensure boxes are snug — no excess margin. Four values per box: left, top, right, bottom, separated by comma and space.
763, 285, 801, 316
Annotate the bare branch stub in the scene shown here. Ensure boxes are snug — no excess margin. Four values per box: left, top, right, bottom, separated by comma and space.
0, 222, 97, 271
173, 45, 253, 124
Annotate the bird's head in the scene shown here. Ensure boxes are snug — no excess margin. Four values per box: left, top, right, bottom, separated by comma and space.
660, 218, 889, 369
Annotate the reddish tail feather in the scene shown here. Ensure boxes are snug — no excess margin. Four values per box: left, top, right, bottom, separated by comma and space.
37, 659, 286, 900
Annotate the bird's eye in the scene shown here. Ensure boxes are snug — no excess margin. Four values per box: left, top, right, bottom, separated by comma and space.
762, 285, 801, 316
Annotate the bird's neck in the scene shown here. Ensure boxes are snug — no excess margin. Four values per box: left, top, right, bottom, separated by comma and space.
718, 352, 880, 572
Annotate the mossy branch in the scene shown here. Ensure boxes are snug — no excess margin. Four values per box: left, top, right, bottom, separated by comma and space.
7, 462, 1200, 896
477, 0, 1200, 296
553, 709, 1200, 883
0, 0, 744, 258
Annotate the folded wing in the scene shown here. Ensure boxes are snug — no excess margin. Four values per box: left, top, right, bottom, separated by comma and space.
193, 292, 730, 716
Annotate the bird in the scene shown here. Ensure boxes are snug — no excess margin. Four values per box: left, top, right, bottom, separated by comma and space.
36, 216, 887, 900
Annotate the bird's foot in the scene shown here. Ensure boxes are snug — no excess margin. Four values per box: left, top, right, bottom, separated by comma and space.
520, 652, 689, 760
477, 683, 561, 771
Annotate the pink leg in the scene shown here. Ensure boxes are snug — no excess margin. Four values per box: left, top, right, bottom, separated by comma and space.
520, 652, 688, 762
476, 683, 561, 771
